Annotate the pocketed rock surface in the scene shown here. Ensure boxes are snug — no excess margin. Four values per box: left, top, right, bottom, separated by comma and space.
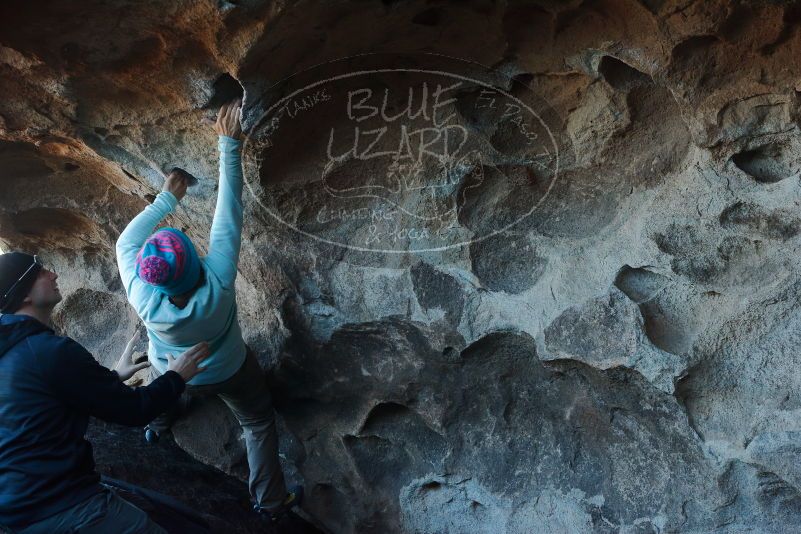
3, 1, 801, 532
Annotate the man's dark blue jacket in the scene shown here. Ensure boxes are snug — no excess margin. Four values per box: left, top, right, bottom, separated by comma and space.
0, 313, 186, 531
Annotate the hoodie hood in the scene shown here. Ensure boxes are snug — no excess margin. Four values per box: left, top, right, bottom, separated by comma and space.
0, 314, 51, 357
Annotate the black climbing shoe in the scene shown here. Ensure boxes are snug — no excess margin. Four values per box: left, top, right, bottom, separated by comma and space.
144, 427, 160, 444
254, 485, 304, 522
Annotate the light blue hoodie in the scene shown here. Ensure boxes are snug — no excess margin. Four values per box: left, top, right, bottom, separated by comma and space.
116, 136, 245, 385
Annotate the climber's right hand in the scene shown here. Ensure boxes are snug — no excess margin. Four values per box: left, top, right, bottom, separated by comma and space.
202, 99, 243, 141
167, 342, 210, 382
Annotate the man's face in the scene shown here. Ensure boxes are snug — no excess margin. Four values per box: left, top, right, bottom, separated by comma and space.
24, 267, 62, 309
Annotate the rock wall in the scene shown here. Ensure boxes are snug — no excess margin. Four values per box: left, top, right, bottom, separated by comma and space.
3, 1, 801, 532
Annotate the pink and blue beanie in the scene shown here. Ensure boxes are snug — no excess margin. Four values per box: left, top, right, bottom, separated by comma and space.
135, 228, 201, 296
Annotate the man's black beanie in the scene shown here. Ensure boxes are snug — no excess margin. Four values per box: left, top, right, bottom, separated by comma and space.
0, 252, 41, 313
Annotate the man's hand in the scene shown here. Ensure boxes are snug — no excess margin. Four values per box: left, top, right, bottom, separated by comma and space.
166, 342, 211, 383
202, 99, 243, 140
113, 330, 150, 382
162, 169, 189, 202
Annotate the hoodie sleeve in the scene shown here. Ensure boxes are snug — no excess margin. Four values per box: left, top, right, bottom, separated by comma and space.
204, 136, 244, 289
116, 191, 178, 301
38, 336, 185, 427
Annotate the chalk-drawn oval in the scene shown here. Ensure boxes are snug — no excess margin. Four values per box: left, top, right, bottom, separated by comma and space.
243, 53, 561, 254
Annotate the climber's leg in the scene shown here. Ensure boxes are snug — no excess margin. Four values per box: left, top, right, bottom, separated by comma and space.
145, 366, 190, 439
215, 348, 288, 510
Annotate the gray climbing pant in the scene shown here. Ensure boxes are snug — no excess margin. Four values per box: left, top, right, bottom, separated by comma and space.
17, 488, 166, 534
147, 347, 288, 510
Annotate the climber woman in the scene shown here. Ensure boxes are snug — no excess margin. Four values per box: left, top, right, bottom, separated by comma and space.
115, 99, 303, 522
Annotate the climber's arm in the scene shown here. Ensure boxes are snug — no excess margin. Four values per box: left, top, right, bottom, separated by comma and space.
116, 173, 187, 297
205, 100, 244, 289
